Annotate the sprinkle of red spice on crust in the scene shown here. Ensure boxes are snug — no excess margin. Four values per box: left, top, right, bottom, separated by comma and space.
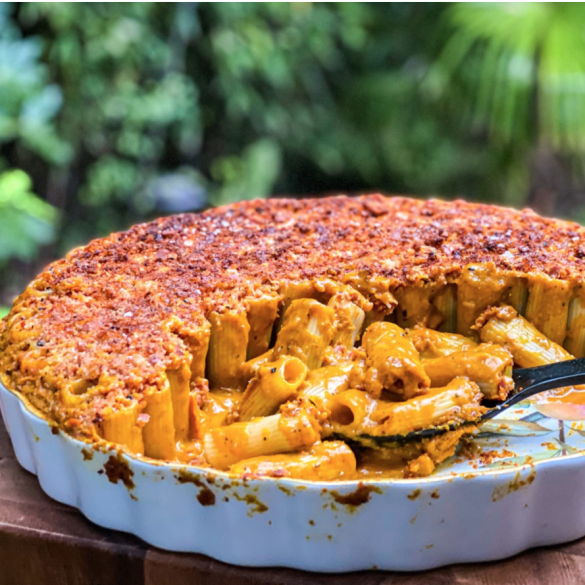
2, 194, 585, 438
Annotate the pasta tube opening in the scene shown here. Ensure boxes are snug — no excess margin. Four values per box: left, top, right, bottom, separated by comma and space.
328, 389, 377, 431
239, 356, 308, 421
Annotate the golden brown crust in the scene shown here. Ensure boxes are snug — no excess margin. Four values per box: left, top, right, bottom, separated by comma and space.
3, 194, 585, 437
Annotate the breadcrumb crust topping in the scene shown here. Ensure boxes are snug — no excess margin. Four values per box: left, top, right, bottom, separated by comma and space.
2, 194, 585, 436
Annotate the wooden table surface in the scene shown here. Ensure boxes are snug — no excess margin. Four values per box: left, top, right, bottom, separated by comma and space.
1, 415, 584, 585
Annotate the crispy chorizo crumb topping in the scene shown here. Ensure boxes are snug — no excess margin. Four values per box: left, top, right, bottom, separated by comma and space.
2, 194, 585, 437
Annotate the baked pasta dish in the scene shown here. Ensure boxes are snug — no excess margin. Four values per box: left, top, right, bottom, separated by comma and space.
2, 195, 585, 481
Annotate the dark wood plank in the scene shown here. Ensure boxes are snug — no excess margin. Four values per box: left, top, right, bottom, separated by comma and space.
1, 412, 585, 585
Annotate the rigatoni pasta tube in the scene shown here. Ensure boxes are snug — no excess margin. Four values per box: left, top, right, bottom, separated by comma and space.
334, 378, 483, 438
272, 298, 335, 369
239, 356, 308, 421
525, 278, 572, 345
142, 382, 176, 460
456, 263, 513, 336
183, 323, 210, 381
346, 275, 397, 332
327, 389, 377, 433
503, 277, 528, 316
476, 305, 584, 412
565, 286, 585, 358
300, 363, 353, 399
240, 349, 273, 385
204, 398, 322, 468
206, 310, 250, 389
188, 389, 205, 441
273, 281, 327, 333
430, 283, 457, 333
476, 305, 572, 367
166, 363, 191, 440
328, 292, 365, 348
393, 281, 436, 329
229, 441, 356, 481
406, 327, 478, 359
99, 400, 145, 455
360, 321, 430, 399
246, 295, 279, 360
422, 343, 514, 400
329, 378, 483, 438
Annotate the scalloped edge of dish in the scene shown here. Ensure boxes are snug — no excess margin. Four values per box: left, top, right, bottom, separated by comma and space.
2, 379, 585, 572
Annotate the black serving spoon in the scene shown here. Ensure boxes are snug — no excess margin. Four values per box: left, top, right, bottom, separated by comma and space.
351, 357, 585, 445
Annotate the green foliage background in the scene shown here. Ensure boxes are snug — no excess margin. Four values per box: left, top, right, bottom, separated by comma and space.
2, 2, 585, 309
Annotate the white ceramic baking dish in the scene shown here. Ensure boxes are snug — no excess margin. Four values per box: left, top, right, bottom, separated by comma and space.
2, 378, 585, 572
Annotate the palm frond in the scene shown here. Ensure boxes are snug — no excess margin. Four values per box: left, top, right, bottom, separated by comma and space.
437, 3, 585, 155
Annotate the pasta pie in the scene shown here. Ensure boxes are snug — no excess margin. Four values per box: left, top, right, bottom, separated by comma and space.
2, 194, 585, 480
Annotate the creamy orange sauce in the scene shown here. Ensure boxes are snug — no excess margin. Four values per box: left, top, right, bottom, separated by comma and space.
354, 461, 405, 480
457, 263, 514, 336
174, 439, 206, 465
278, 398, 322, 449
538, 386, 585, 403
349, 426, 475, 479
229, 441, 356, 481
303, 364, 352, 397
407, 328, 478, 359
201, 390, 242, 431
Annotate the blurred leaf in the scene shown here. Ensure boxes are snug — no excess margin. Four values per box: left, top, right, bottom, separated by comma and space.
0, 169, 59, 263
0, 21, 70, 165
80, 156, 140, 207
212, 139, 282, 205
0, 169, 57, 222
438, 3, 585, 153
